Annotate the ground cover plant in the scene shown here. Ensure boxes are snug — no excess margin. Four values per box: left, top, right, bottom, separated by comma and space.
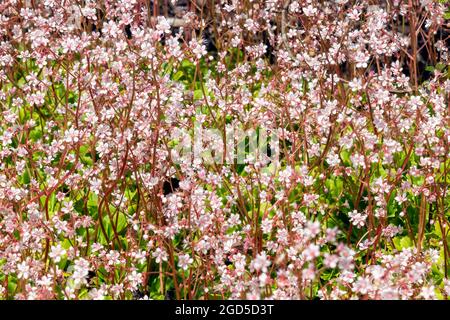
0, 0, 449, 300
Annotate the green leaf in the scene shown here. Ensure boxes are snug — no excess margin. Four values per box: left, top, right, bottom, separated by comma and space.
173, 70, 184, 81
21, 170, 30, 185
193, 89, 203, 100
400, 237, 413, 249
393, 236, 414, 250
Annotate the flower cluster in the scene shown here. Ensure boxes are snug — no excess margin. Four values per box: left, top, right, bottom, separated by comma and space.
0, 0, 449, 300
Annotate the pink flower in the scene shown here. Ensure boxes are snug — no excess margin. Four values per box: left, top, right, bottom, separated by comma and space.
349, 210, 367, 228
189, 39, 207, 59
250, 252, 271, 273
49, 243, 67, 263
152, 248, 168, 263
178, 253, 193, 271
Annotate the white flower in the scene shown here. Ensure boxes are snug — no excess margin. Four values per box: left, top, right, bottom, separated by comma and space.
156, 16, 171, 34
303, 5, 317, 17
106, 250, 121, 265
17, 261, 30, 279
349, 210, 367, 228
178, 254, 193, 271
71, 258, 90, 288
127, 270, 143, 290
37, 275, 53, 287
81, 7, 97, 20
261, 218, 273, 234
278, 166, 293, 184
353, 276, 371, 294
395, 193, 407, 204
190, 39, 207, 59
420, 286, 436, 299
152, 248, 168, 263
250, 251, 271, 273
354, 51, 369, 68
89, 288, 106, 300
443, 279, 450, 296
303, 244, 320, 261
49, 243, 67, 263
